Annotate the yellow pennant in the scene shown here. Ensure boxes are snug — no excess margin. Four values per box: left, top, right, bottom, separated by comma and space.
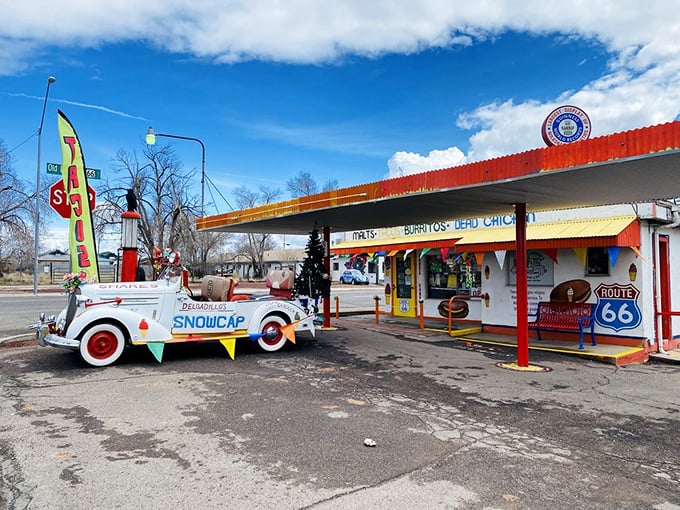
220, 339, 236, 360
572, 247, 587, 266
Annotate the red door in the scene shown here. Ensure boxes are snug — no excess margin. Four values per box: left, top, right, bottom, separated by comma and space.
658, 235, 671, 340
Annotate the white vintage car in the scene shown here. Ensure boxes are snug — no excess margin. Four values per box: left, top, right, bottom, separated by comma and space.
29, 267, 315, 367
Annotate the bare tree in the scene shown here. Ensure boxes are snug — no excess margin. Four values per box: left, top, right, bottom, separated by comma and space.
232, 185, 281, 279
0, 140, 48, 271
174, 212, 231, 279
321, 178, 339, 192
287, 170, 318, 197
98, 142, 201, 262
286, 170, 338, 198
96, 141, 232, 278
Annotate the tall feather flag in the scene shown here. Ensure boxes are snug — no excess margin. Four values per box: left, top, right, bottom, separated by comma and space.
57, 110, 99, 282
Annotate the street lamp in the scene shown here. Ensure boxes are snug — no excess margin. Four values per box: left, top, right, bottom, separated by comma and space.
33, 76, 56, 295
145, 127, 206, 217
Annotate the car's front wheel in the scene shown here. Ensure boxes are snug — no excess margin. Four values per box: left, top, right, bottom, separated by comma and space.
257, 316, 289, 352
79, 323, 126, 367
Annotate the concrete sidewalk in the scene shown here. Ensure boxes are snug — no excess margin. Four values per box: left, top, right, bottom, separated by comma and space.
335, 314, 668, 367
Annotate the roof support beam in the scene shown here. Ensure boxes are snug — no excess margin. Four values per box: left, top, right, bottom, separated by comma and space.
515, 202, 529, 367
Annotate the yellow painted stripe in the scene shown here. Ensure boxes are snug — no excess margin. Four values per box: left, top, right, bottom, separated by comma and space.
454, 215, 637, 246
609, 347, 646, 359
132, 330, 249, 346
454, 335, 644, 360
424, 327, 483, 336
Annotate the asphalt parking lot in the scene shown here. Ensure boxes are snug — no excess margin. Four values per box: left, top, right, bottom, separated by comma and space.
1, 313, 680, 509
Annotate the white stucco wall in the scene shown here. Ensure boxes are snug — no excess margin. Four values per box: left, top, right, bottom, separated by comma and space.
338, 203, 680, 342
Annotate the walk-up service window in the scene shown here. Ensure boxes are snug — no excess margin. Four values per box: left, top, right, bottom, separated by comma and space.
586, 247, 610, 276
426, 254, 481, 299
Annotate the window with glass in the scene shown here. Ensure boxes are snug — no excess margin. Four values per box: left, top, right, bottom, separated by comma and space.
395, 255, 412, 298
586, 247, 609, 276
426, 254, 481, 299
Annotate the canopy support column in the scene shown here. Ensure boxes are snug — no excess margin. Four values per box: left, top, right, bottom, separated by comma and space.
515, 202, 529, 367
323, 226, 331, 328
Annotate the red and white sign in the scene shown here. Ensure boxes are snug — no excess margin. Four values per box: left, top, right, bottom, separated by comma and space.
49, 180, 96, 219
541, 105, 591, 146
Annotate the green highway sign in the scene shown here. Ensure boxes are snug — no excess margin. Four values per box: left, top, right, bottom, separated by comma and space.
46, 162, 101, 180
46, 162, 61, 175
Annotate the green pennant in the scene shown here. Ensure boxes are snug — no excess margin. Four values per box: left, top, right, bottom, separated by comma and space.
146, 342, 165, 363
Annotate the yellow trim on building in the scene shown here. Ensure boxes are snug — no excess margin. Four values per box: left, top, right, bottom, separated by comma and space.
454, 215, 637, 246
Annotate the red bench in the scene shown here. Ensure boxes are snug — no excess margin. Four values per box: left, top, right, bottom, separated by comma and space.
528, 301, 596, 350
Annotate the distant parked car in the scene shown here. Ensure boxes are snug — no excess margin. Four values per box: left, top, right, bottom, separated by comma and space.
339, 269, 369, 285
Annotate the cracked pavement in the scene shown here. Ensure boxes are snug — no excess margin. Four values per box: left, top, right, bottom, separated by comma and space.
1, 322, 679, 509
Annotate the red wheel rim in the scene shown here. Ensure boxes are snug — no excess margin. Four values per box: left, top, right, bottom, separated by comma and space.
87, 331, 119, 359
261, 321, 283, 347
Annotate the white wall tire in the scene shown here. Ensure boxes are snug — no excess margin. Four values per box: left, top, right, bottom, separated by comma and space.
257, 316, 288, 352
79, 323, 126, 367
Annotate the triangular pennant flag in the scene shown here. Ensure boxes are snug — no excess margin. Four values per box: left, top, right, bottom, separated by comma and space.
630, 246, 646, 261
387, 249, 399, 257
368, 252, 375, 260
495, 250, 506, 270
220, 339, 236, 360
572, 247, 587, 266
440, 247, 448, 260
248, 332, 266, 342
404, 249, 414, 260
420, 248, 431, 258
544, 248, 558, 264
146, 342, 165, 363
606, 246, 621, 268
280, 323, 296, 344
474, 252, 485, 266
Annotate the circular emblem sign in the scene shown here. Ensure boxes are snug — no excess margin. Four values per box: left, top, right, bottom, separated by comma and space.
541, 105, 591, 146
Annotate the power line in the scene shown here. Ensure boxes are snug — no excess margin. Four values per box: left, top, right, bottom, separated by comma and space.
204, 173, 234, 213
6, 130, 38, 154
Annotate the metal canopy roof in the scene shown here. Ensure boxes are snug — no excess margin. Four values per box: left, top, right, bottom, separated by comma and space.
197, 122, 680, 235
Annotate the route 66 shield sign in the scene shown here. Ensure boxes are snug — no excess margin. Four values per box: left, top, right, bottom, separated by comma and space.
594, 283, 642, 332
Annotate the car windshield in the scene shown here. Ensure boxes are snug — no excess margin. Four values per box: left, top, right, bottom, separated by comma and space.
157, 265, 184, 283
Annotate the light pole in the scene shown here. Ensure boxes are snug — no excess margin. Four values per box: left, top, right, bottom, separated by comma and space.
33, 76, 56, 295
145, 127, 206, 217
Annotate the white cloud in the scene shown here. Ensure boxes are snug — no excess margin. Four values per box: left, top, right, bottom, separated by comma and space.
387, 147, 465, 178
3, 1, 680, 175
9, 94, 149, 121
2, 2, 678, 69
458, 61, 680, 162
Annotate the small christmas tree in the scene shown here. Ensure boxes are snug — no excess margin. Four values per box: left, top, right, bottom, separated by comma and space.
294, 227, 331, 302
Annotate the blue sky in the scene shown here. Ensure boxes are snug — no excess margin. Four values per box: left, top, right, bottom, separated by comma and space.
1, 2, 679, 249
